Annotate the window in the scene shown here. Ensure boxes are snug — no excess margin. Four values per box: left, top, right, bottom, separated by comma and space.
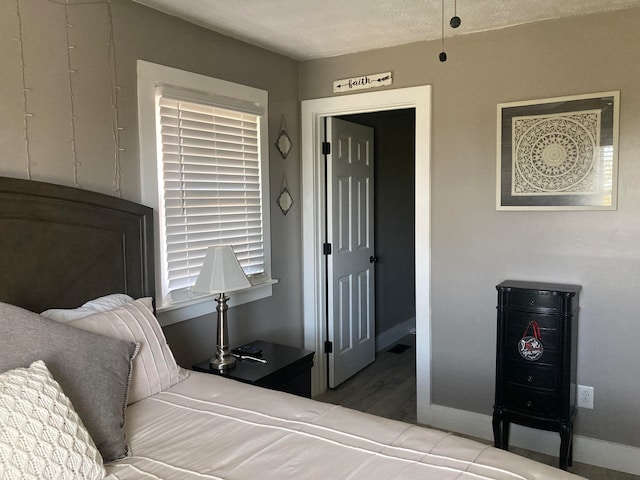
137, 61, 272, 319
157, 87, 267, 294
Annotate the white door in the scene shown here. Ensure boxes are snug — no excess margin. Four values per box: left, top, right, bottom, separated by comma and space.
326, 117, 375, 388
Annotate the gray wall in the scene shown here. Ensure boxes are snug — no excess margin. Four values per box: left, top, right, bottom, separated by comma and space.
2, 0, 640, 450
340, 110, 416, 337
300, 8, 640, 447
0, 0, 303, 367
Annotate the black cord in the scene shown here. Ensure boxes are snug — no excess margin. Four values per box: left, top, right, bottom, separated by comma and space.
450, 0, 461, 28
439, 0, 447, 62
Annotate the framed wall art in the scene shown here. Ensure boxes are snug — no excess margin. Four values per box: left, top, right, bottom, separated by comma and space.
496, 91, 619, 210
275, 115, 292, 159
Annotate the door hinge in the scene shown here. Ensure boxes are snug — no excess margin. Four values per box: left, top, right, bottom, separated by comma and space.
322, 141, 331, 155
324, 341, 333, 354
323, 243, 332, 255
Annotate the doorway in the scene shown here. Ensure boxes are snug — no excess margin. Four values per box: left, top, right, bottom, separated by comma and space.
301, 85, 433, 425
328, 110, 416, 389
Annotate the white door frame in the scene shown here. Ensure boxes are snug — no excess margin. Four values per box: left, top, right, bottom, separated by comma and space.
301, 85, 433, 425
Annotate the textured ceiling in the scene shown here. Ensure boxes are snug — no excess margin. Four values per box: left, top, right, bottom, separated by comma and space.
133, 0, 640, 60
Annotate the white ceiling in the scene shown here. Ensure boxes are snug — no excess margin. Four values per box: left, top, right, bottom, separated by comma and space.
133, 0, 640, 61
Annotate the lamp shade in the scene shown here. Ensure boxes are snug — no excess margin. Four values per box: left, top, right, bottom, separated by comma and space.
193, 245, 251, 294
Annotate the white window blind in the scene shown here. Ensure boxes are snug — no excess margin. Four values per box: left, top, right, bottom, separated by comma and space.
156, 87, 266, 296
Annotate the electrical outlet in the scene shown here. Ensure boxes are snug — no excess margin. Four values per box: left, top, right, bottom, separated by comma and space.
577, 385, 594, 409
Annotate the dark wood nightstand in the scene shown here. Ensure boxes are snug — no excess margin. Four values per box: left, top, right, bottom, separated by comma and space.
192, 340, 315, 398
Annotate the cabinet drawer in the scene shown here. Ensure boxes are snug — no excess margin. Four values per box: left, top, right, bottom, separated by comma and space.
505, 362, 558, 390
507, 291, 560, 312
505, 312, 560, 348
505, 385, 559, 417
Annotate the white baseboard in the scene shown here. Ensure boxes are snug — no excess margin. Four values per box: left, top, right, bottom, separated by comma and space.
422, 404, 640, 476
375, 317, 416, 352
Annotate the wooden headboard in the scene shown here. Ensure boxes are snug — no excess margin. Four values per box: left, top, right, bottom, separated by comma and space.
0, 176, 155, 313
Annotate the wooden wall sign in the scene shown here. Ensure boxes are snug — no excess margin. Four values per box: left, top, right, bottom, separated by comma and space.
333, 72, 392, 93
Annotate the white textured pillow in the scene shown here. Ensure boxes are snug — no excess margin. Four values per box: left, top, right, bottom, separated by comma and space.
41, 294, 134, 323
68, 297, 188, 404
0, 361, 105, 480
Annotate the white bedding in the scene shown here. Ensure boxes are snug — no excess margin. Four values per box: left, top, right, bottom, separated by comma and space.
105, 372, 583, 480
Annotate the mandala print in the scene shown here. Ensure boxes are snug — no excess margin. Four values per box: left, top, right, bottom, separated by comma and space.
512, 110, 601, 195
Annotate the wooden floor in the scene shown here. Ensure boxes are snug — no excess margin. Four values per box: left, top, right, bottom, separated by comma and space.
314, 336, 639, 480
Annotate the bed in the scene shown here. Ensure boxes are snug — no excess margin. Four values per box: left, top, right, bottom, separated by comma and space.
0, 176, 584, 480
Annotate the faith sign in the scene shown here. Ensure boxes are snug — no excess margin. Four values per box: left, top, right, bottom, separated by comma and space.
333, 72, 392, 93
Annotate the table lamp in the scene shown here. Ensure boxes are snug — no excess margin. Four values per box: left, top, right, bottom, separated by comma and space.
193, 245, 251, 370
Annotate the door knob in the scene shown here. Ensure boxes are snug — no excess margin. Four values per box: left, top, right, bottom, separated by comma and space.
369, 256, 378, 263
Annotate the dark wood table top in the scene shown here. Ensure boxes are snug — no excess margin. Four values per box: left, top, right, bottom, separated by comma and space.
192, 340, 314, 384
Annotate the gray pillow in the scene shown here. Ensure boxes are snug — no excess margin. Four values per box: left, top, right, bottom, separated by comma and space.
0, 302, 138, 462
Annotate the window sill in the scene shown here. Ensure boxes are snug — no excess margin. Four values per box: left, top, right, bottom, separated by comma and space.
156, 278, 278, 327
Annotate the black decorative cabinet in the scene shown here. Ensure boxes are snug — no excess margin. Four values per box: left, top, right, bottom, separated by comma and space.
493, 280, 580, 470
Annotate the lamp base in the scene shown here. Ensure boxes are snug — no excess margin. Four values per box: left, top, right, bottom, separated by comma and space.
209, 351, 236, 370
210, 293, 236, 370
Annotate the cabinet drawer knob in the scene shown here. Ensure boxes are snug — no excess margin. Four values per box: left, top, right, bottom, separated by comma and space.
527, 375, 534, 382
526, 400, 533, 407
529, 299, 535, 305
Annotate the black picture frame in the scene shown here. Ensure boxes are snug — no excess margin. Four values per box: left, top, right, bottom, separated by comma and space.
497, 91, 619, 210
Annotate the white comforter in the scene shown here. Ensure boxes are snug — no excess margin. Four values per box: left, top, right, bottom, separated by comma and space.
105, 372, 583, 480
